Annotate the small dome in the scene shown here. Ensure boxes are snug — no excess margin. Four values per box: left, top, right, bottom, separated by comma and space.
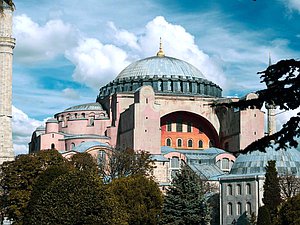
64, 102, 103, 112
35, 125, 45, 131
46, 118, 58, 123
116, 56, 205, 80
230, 146, 300, 176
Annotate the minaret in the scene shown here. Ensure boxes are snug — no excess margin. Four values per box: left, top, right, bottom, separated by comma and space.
266, 53, 276, 135
0, 0, 15, 163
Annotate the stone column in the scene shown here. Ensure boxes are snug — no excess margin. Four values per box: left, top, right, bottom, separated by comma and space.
0, 2, 16, 164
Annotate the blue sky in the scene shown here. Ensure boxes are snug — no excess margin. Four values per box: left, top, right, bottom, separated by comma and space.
10, 0, 300, 154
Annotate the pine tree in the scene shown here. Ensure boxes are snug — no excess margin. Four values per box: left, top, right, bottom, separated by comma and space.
262, 160, 281, 222
159, 165, 211, 225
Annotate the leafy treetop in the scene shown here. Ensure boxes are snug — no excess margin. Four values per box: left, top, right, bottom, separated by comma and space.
214, 59, 300, 153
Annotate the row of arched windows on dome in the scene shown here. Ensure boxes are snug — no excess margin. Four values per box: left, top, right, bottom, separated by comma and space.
165, 138, 214, 149
227, 202, 252, 216
59, 113, 96, 127
226, 183, 251, 196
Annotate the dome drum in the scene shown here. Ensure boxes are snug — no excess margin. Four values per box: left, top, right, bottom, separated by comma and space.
97, 76, 222, 99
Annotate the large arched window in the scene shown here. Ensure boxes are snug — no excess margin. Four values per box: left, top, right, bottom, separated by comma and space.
177, 139, 182, 147
222, 158, 230, 170
246, 183, 251, 195
198, 140, 203, 148
166, 138, 172, 147
237, 202, 242, 215
71, 143, 75, 149
227, 184, 232, 195
188, 139, 193, 148
236, 184, 242, 195
171, 157, 180, 168
246, 202, 251, 214
227, 203, 232, 215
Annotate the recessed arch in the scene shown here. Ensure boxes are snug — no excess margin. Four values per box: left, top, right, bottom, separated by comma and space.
161, 111, 220, 149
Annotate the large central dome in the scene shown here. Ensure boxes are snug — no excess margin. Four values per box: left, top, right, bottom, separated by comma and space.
97, 43, 222, 99
116, 56, 205, 80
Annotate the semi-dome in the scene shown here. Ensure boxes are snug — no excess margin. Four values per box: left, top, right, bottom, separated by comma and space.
98, 43, 222, 99
117, 56, 205, 80
63, 102, 103, 112
230, 146, 300, 176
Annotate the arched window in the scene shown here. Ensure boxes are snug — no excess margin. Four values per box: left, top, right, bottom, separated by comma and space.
236, 184, 242, 195
158, 80, 163, 91
177, 139, 182, 147
189, 82, 192, 92
187, 122, 192, 132
167, 80, 173, 91
82, 113, 86, 118
198, 140, 203, 148
222, 158, 230, 170
237, 202, 242, 215
166, 121, 172, 132
227, 184, 232, 195
98, 150, 106, 165
227, 203, 232, 215
51, 143, 55, 149
89, 116, 95, 126
71, 143, 75, 149
246, 202, 251, 214
171, 157, 180, 168
176, 120, 183, 132
166, 138, 172, 147
246, 183, 251, 195
188, 139, 193, 148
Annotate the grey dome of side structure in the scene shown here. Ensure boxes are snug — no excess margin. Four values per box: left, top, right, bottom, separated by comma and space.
230, 146, 300, 176
97, 55, 222, 100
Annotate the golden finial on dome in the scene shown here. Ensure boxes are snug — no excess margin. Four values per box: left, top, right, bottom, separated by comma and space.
156, 37, 165, 57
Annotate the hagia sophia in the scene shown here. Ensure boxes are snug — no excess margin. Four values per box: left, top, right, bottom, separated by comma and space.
1, 1, 300, 224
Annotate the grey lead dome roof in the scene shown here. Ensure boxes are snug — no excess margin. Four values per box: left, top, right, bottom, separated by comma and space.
116, 56, 205, 79
230, 146, 300, 176
64, 102, 103, 112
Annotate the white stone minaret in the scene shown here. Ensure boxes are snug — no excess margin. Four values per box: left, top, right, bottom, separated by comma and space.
266, 54, 276, 135
0, 1, 15, 163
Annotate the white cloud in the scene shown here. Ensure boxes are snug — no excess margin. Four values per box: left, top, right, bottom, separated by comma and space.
12, 105, 43, 155
276, 108, 300, 131
65, 37, 130, 89
283, 0, 300, 13
62, 88, 80, 100
13, 14, 77, 63
108, 21, 140, 51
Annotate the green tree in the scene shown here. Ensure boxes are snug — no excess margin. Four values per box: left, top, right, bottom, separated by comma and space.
277, 193, 300, 225
108, 175, 163, 225
70, 152, 98, 175
26, 170, 126, 225
257, 206, 271, 225
214, 59, 300, 153
23, 164, 72, 225
262, 160, 281, 222
0, 0, 15, 13
100, 148, 155, 181
0, 149, 66, 224
159, 165, 211, 225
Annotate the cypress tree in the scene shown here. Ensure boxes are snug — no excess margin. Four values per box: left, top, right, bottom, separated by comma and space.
159, 165, 211, 225
257, 206, 271, 225
262, 160, 281, 222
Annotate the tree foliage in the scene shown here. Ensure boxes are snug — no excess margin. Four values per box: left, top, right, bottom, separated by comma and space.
25, 171, 127, 225
0, 150, 66, 224
100, 148, 155, 181
0, 0, 15, 13
159, 165, 211, 225
70, 152, 99, 175
108, 175, 163, 225
279, 172, 300, 200
276, 193, 300, 225
257, 206, 271, 225
263, 160, 281, 222
214, 59, 300, 153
